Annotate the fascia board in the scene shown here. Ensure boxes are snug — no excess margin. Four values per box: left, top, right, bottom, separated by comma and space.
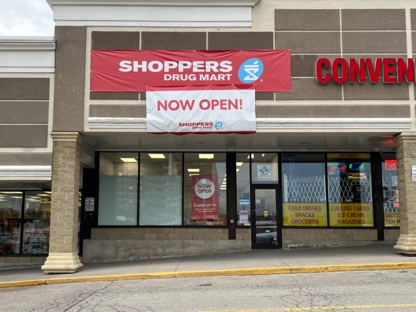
0, 37, 56, 51
46, 0, 261, 7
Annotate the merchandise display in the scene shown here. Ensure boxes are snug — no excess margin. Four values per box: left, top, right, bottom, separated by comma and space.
0, 191, 51, 255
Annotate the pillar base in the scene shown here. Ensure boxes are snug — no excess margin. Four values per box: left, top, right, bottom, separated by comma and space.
42, 252, 83, 274
394, 234, 416, 255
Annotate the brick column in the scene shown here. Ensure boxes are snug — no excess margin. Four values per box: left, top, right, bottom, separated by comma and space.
42, 132, 83, 273
393, 133, 416, 255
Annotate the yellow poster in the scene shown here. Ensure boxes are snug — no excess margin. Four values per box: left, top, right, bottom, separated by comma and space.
283, 203, 327, 226
329, 203, 374, 227
384, 212, 400, 227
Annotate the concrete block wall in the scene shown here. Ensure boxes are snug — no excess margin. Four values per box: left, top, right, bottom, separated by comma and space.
282, 228, 396, 247
0, 256, 47, 263
85, 228, 252, 263
91, 228, 254, 241
91, 228, 251, 241
385, 229, 400, 242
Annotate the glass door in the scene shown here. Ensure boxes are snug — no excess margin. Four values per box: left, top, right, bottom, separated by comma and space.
251, 186, 281, 249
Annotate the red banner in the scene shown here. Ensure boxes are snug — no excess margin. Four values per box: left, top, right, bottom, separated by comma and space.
192, 174, 219, 220
91, 50, 291, 92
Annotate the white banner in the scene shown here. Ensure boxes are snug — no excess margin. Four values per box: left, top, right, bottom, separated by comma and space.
146, 86, 256, 133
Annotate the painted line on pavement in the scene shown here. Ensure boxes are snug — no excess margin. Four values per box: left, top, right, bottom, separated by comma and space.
1, 262, 416, 289
202, 304, 416, 311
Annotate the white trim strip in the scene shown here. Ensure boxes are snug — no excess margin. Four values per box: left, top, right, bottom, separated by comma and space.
89, 117, 147, 129
47, 0, 260, 7
52, 5, 252, 28
55, 21, 251, 27
0, 38, 55, 51
0, 166, 52, 180
256, 118, 412, 129
89, 117, 412, 130
0, 67, 55, 73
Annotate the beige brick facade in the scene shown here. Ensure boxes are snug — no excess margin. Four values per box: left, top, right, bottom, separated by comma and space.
42, 132, 83, 273
393, 133, 416, 254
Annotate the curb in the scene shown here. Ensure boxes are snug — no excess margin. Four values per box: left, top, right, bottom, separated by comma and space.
1, 262, 416, 289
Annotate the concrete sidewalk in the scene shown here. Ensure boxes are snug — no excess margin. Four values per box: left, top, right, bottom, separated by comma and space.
1, 243, 416, 288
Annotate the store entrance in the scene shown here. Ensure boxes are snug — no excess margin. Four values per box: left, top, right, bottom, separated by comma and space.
250, 185, 282, 249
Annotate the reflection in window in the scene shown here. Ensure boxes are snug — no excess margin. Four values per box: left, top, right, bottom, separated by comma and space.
98, 153, 138, 226
382, 153, 399, 227
23, 191, 51, 254
139, 153, 182, 226
184, 153, 227, 226
254, 189, 278, 244
0, 192, 22, 254
236, 153, 251, 226
327, 153, 374, 227
282, 153, 327, 227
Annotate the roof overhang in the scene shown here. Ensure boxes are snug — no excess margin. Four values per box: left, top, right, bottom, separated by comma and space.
46, 0, 261, 7
0, 37, 55, 51
0, 37, 55, 73
46, 0, 261, 27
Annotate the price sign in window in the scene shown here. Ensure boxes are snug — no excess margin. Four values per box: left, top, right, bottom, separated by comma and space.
382, 154, 399, 227
385, 160, 397, 171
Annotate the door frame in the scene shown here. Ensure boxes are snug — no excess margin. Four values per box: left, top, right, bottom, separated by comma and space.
250, 184, 282, 249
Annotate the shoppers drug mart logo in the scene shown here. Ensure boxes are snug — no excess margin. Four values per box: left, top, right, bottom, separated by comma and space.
194, 178, 216, 199
92, 50, 291, 92
214, 121, 224, 130
238, 58, 264, 83
258, 165, 271, 178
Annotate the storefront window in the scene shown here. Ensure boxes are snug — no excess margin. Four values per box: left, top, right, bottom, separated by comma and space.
0, 192, 22, 254
327, 153, 374, 227
98, 153, 138, 226
23, 191, 51, 254
251, 153, 279, 184
236, 153, 251, 226
381, 153, 399, 227
184, 153, 227, 225
139, 153, 182, 226
282, 153, 327, 227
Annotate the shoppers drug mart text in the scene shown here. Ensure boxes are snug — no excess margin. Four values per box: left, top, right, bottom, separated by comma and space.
91, 50, 291, 92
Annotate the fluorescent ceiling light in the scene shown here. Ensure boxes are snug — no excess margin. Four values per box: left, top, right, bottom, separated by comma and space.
36, 194, 50, 197
0, 192, 22, 194
236, 168, 240, 172
189, 173, 200, 176
247, 153, 265, 159
187, 168, 200, 172
199, 154, 214, 159
148, 154, 165, 159
236, 162, 243, 166
120, 158, 138, 162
